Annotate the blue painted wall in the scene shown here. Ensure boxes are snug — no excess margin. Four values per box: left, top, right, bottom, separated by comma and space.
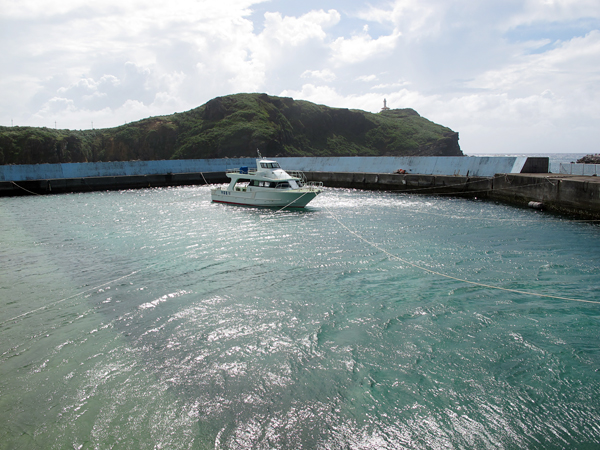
0, 156, 529, 182
278, 156, 528, 177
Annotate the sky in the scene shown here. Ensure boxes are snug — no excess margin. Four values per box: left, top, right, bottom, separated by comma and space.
1, 0, 599, 155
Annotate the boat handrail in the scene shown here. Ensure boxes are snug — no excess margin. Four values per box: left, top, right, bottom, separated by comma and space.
287, 170, 307, 182
304, 181, 323, 190
227, 168, 258, 174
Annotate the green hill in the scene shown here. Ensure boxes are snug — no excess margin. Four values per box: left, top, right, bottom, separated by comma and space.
0, 93, 461, 165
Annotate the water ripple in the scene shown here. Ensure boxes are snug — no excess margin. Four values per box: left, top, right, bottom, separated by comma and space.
1, 187, 599, 448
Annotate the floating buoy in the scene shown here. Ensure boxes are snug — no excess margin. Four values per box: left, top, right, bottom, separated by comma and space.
528, 201, 543, 210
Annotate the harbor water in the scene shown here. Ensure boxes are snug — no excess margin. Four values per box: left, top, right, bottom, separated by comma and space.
1, 182, 599, 449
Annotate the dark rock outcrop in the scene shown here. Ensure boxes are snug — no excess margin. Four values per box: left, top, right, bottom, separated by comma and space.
577, 154, 600, 164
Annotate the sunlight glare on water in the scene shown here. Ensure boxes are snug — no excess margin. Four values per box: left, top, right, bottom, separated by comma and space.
1, 185, 599, 449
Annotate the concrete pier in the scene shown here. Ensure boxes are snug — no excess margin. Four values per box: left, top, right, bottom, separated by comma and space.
304, 172, 600, 219
0, 156, 547, 182
3, 170, 598, 219
0, 172, 225, 196
489, 174, 600, 219
1, 156, 598, 219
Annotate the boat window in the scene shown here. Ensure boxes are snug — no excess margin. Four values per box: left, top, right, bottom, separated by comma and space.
276, 182, 290, 189
250, 180, 259, 186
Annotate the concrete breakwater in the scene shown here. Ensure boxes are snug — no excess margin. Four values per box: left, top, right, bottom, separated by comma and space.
304, 171, 600, 219
0, 155, 547, 182
2, 155, 536, 196
0, 172, 225, 196
3, 170, 599, 219
0, 154, 546, 198
3, 155, 599, 219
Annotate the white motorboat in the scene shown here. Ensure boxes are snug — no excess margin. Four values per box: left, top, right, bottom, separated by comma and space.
211, 153, 323, 208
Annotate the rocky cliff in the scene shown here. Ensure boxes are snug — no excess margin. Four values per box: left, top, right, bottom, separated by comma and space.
0, 93, 462, 165
577, 154, 600, 164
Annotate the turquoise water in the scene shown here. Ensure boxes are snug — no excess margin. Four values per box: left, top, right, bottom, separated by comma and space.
1, 185, 600, 449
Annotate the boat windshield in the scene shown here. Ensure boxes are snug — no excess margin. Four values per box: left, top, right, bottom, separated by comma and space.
260, 162, 280, 169
250, 180, 276, 187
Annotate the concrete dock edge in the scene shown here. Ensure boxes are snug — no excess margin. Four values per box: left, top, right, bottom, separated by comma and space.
304, 171, 600, 219
2, 167, 599, 220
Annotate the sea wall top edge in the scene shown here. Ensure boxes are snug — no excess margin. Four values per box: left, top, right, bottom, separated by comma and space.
0, 156, 541, 181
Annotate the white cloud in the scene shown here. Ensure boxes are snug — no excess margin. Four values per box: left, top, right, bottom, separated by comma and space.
472, 31, 600, 95
280, 84, 392, 112
371, 81, 410, 90
330, 28, 402, 64
356, 74, 377, 82
2, 0, 600, 154
507, 0, 600, 28
355, 0, 446, 38
261, 9, 340, 46
301, 69, 337, 82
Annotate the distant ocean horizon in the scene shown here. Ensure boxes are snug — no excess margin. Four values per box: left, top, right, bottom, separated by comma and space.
466, 152, 589, 173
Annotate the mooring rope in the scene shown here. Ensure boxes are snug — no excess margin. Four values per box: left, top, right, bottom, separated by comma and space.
324, 205, 600, 306
385, 175, 559, 197
10, 181, 43, 196
3, 187, 597, 331
274, 191, 312, 213
0, 263, 160, 327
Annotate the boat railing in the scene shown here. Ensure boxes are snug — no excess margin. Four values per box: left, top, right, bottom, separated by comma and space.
227, 168, 257, 175
287, 170, 307, 182
304, 181, 324, 190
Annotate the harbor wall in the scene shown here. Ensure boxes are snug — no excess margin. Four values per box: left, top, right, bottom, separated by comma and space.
0, 156, 547, 182
0, 172, 225, 196
489, 174, 600, 218
560, 163, 600, 176
304, 172, 600, 219
2, 163, 598, 219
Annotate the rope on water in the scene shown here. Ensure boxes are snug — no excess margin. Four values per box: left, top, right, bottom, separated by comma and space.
385, 174, 558, 197
324, 205, 600, 306
275, 191, 311, 213
0, 263, 160, 326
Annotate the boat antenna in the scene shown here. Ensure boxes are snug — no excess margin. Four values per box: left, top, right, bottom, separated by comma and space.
257, 149, 262, 159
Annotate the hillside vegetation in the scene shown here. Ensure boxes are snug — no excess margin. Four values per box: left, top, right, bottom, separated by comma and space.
0, 93, 461, 165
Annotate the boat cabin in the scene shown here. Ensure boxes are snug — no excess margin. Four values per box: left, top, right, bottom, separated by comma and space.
223, 158, 304, 192
211, 152, 322, 207
259, 161, 280, 169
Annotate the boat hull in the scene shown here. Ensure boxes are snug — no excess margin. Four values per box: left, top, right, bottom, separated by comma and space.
211, 188, 319, 208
